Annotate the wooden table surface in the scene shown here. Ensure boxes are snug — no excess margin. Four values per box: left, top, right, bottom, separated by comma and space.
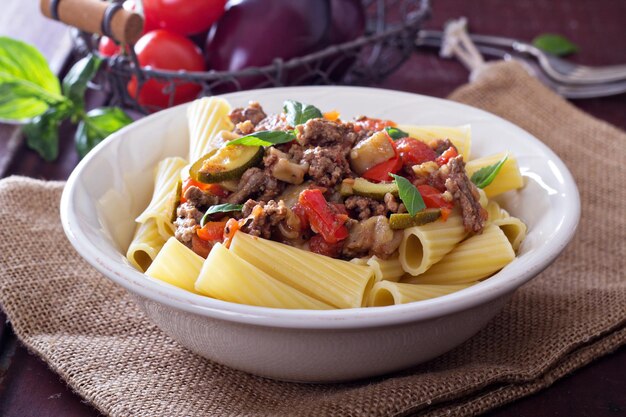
1, 1, 625, 416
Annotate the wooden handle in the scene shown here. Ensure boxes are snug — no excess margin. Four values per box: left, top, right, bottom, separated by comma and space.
40, 0, 144, 44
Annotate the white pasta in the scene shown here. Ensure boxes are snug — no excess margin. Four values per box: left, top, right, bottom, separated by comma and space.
403, 224, 515, 285
399, 209, 467, 276
187, 97, 234, 163
135, 156, 187, 240
126, 219, 167, 272
229, 232, 375, 308
145, 237, 204, 293
195, 243, 333, 310
397, 124, 472, 161
465, 152, 524, 198
367, 281, 476, 306
367, 255, 404, 282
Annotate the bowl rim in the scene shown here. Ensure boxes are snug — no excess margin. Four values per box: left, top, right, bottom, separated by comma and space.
60, 85, 581, 330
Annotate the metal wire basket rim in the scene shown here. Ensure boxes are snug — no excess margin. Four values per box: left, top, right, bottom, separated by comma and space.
100, 0, 430, 82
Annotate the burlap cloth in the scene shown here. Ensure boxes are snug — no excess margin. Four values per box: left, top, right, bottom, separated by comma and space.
0, 61, 624, 416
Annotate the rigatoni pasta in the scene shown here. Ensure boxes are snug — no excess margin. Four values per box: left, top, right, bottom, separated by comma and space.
127, 98, 527, 309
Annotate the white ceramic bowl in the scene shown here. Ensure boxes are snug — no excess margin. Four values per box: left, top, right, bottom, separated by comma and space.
60, 86, 580, 382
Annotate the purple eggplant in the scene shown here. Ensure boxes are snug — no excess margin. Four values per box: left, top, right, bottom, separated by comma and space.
206, 0, 331, 72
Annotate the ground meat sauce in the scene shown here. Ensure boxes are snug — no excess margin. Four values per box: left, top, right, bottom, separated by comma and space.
175, 101, 487, 259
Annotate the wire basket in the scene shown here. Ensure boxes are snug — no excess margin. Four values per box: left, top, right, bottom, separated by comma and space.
73, 0, 430, 113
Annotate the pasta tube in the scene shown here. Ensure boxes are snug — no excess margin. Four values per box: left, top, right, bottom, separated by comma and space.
145, 237, 204, 293
126, 219, 167, 272
493, 216, 527, 252
404, 224, 515, 285
135, 156, 187, 240
465, 152, 524, 198
398, 209, 467, 276
229, 232, 375, 308
367, 281, 475, 306
187, 97, 234, 163
367, 255, 404, 282
195, 243, 333, 310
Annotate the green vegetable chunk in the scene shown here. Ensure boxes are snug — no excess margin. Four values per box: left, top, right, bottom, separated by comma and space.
389, 209, 442, 229
384, 126, 409, 140
470, 154, 508, 189
351, 177, 398, 200
190, 145, 263, 183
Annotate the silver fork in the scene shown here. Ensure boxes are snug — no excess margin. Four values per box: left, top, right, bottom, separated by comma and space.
419, 30, 626, 85
415, 35, 626, 99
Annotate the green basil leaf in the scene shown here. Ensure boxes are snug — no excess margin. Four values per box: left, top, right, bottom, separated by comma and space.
75, 107, 132, 158
390, 174, 426, 217
200, 203, 243, 227
227, 130, 296, 147
384, 126, 409, 140
62, 55, 102, 109
532, 34, 578, 56
0, 37, 67, 121
283, 100, 322, 126
22, 109, 65, 161
470, 154, 509, 189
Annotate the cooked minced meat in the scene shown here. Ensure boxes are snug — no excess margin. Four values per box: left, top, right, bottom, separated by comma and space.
300, 145, 352, 187
344, 195, 387, 220
445, 156, 487, 233
296, 118, 358, 148
229, 101, 266, 126
255, 113, 292, 132
239, 199, 298, 240
227, 167, 283, 204
432, 138, 457, 155
383, 193, 406, 213
183, 186, 219, 209
174, 202, 203, 244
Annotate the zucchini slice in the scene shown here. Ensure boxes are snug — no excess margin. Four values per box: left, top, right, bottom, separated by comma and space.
190, 145, 263, 183
352, 177, 398, 200
389, 209, 441, 229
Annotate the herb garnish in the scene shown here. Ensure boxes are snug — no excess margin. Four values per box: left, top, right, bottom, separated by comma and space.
283, 100, 322, 126
532, 34, 578, 56
0, 37, 132, 160
384, 126, 409, 140
390, 174, 426, 217
227, 130, 296, 147
200, 203, 243, 227
470, 154, 508, 189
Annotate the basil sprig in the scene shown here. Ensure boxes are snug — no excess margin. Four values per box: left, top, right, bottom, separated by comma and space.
283, 100, 322, 126
200, 203, 243, 227
390, 174, 426, 217
532, 34, 578, 56
470, 154, 509, 188
0, 37, 132, 160
227, 130, 296, 147
384, 126, 409, 140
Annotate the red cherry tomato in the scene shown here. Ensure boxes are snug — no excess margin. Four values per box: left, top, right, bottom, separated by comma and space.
395, 137, 438, 167
435, 146, 459, 166
309, 234, 343, 258
127, 30, 205, 110
143, 0, 227, 36
197, 221, 227, 242
98, 36, 120, 57
417, 185, 454, 210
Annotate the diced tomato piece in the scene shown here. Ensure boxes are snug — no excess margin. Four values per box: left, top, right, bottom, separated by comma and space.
292, 203, 309, 231
330, 203, 348, 215
191, 234, 213, 258
196, 221, 227, 242
298, 189, 349, 243
180, 177, 228, 203
323, 110, 340, 121
361, 156, 402, 182
222, 218, 240, 248
396, 137, 437, 167
436, 146, 458, 166
440, 207, 451, 221
309, 234, 343, 258
417, 184, 454, 210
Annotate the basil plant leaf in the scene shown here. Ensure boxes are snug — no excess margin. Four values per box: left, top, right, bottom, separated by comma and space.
390, 174, 426, 217
470, 154, 509, 189
384, 126, 409, 140
532, 34, 578, 56
62, 55, 102, 109
22, 109, 65, 161
283, 100, 322, 126
0, 36, 67, 121
75, 107, 132, 158
200, 203, 243, 227
227, 130, 296, 147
